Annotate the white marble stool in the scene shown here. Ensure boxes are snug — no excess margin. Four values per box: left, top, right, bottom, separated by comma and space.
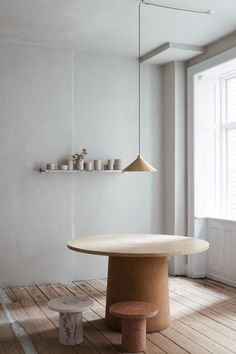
48, 296, 92, 345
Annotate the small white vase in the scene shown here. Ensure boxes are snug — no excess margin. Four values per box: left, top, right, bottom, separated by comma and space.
94, 160, 102, 171
59, 164, 68, 170
47, 163, 56, 170
108, 159, 114, 170
77, 159, 84, 171
85, 161, 93, 171
68, 157, 74, 170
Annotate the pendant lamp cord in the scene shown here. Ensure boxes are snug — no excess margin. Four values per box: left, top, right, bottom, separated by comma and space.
137, 0, 213, 156
138, 1, 142, 155
142, 1, 214, 15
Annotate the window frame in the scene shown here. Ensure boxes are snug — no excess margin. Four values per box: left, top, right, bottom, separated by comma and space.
220, 73, 236, 215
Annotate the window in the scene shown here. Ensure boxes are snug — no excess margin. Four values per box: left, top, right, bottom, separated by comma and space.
194, 70, 236, 217
221, 75, 236, 214
226, 77, 236, 123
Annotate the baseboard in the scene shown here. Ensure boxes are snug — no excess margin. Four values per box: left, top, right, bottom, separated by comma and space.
207, 273, 236, 287
187, 272, 207, 279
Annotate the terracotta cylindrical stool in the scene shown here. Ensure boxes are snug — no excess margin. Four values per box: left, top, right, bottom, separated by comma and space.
110, 301, 158, 353
122, 318, 146, 352
106, 256, 169, 332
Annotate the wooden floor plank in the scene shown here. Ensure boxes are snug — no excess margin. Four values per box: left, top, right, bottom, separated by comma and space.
40, 284, 118, 354
170, 293, 236, 340
50, 283, 121, 353
169, 278, 236, 313
169, 288, 236, 331
66, 283, 105, 318
87, 280, 107, 295
74, 281, 218, 354
5, 288, 51, 354
169, 281, 236, 322
159, 326, 209, 354
28, 285, 98, 354
171, 277, 236, 305
82, 280, 236, 354
145, 340, 168, 354
170, 301, 236, 353
99, 279, 108, 286
175, 277, 236, 299
205, 279, 236, 293
169, 315, 233, 354
11, 286, 75, 354
74, 281, 106, 306
0, 278, 235, 354
67, 282, 177, 354
0, 303, 24, 354
65, 283, 145, 353
147, 331, 190, 354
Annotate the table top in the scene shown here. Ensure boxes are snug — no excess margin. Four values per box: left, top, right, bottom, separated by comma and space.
67, 234, 209, 257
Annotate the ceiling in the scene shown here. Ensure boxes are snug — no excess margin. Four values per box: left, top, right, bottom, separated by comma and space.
0, 0, 236, 59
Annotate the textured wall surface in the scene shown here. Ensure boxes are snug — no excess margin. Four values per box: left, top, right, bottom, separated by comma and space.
0, 44, 163, 285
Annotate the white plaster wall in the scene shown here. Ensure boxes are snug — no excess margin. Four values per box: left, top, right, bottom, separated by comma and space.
163, 62, 175, 235
163, 61, 187, 275
0, 44, 73, 286
163, 61, 186, 237
0, 44, 163, 285
72, 53, 163, 279
175, 62, 186, 237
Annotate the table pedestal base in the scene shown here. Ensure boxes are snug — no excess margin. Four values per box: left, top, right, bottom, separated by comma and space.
105, 256, 170, 333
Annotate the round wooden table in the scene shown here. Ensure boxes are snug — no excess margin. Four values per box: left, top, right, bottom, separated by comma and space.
68, 234, 209, 333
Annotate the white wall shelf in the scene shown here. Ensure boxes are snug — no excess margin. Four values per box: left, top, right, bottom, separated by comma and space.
39, 169, 123, 173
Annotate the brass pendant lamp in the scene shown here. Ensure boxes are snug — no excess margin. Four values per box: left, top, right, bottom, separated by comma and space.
123, 1, 214, 172
123, 0, 157, 172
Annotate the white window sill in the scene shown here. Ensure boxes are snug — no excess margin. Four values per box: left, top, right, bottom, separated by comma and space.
195, 215, 236, 222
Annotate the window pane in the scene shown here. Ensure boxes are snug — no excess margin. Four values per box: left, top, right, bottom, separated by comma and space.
226, 77, 236, 122
227, 129, 236, 213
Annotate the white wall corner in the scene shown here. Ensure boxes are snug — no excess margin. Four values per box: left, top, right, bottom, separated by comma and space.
163, 61, 187, 275
187, 217, 208, 278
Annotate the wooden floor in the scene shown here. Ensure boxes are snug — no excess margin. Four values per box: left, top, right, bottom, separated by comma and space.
0, 277, 236, 354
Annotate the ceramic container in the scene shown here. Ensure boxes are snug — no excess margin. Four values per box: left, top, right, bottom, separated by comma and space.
85, 161, 93, 171
77, 160, 84, 171
108, 159, 114, 170
114, 159, 122, 170
94, 159, 102, 171
47, 163, 56, 170
59, 164, 68, 170
68, 157, 74, 170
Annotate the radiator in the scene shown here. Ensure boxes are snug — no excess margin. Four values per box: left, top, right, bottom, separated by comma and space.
207, 218, 236, 287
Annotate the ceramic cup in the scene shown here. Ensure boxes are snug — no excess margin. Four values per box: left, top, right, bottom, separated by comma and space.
77, 159, 84, 171
94, 159, 102, 171
85, 161, 93, 171
108, 159, 114, 170
114, 159, 122, 170
68, 157, 74, 170
59, 164, 68, 170
47, 163, 56, 170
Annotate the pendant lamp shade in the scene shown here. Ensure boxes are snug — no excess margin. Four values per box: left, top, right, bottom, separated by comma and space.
123, 1, 157, 172
123, 154, 157, 172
